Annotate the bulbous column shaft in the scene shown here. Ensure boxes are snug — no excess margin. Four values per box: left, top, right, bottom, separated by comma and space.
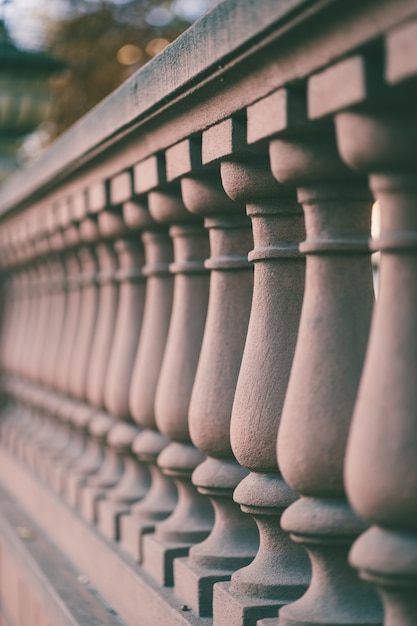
24, 228, 69, 470
103, 237, 145, 419
50, 215, 107, 493
95, 235, 150, 535
67, 241, 99, 402
26, 261, 51, 383
36, 218, 83, 481
12, 215, 45, 385
128, 228, 173, 429
53, 240, 82, 396
62, 202, 123, 506
15, 220, 50, 443
140, 176, 213, 587
40, 249, 67, 389
271, 120, 380, 625
7, 266, 31, 378
64, 239, 120, 507
85, 242, 119, 410
10, 218, 54, 463
165, 131, 258, 617
18, 263, 43, 381
0, 267, 16, 374
120, 193, 176, 562
37, 217, 98, 491
213, 148, 310, 626
0, 236, 35, 446
189, 214, 255, 570
325, 47, 417, 626
0, 263, 23, 375
77, 188, 151, 533
0, 226, 17, 376
49, 220, 101, 489
1, 225, 23, 377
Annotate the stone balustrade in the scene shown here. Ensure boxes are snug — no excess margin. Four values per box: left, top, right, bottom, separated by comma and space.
0, 2, 415, 626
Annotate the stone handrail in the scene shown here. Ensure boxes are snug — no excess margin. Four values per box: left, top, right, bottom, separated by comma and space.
0, 1, 415, 625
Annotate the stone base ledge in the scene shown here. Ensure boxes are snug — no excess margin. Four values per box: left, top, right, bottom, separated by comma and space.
0, 445, 211, 626
0, 486, 123, 626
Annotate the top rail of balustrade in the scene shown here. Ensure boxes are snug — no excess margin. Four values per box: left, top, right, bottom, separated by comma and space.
0, 0, 414, 218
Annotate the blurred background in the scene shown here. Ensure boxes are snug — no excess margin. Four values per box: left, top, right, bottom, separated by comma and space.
0, 0, 215, 180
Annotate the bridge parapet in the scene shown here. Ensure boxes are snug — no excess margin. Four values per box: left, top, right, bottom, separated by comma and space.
0, 2, 415, 625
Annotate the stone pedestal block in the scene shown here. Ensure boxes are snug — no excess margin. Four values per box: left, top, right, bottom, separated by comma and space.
51, 463, 66, 494
142, 533, 190, 586
97, 499, 130, 540
119, 513, 155, 562
66, 472, 87, 508
80, 484, 105, 523
213, 582, 282, 626
174, 557, 232, 617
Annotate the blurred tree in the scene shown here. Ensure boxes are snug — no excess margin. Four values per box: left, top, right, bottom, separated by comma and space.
45, 0, 207, 139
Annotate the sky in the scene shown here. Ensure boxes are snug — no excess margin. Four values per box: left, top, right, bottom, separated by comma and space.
2, 0, 70, 49
2, 0, 212, 50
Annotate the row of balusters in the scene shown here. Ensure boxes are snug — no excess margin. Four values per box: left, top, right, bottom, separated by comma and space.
0, 47, 415, 626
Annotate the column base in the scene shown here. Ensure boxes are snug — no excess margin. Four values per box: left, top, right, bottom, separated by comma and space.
119, 513, 155, 562
39, 454, 59, 488
65, 472, 87, 508
174, 557, 233, 617
142, 533, 190, 586
50, 462, 65, 493
97, 498, 130, 540
212, 582, 282, 626
80, 484, 105, 523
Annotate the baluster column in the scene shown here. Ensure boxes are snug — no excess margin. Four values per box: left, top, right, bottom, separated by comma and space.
2, 222, 37, 451
65, 235, 119, 507
0, 223, 20, 381
141, 161, 213, 587
212, 113, 310, 626
0, 229, 15, 403
120, 156, 176, 562
39, 207, 67, 391
323, 38, 417, 626
0, 222, 29, 444
251, 85, 382, 626
78, 180, 128, 522
14, 213, 45, 435
165, 128, 259, 617
54, 206, 102, 492
23, 207, 68, 468
49, 204, 100, 491
0, 224, 20, 366
36, 202, 83, 484
80, 173, 150, 536
15, 211, 51, 462
33, 206, 71, 466
63, 181, 121, 507
95, 173, 151, 539
40, 199, 83, 477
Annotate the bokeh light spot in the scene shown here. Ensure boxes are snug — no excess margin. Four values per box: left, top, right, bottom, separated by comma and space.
171, 0, 210, 22
145, 7, 174, 27
117, 44, 143, 65
146, 37, 170, 57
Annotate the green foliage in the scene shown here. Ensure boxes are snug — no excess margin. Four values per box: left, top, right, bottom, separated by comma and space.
46, 1, 191, 138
